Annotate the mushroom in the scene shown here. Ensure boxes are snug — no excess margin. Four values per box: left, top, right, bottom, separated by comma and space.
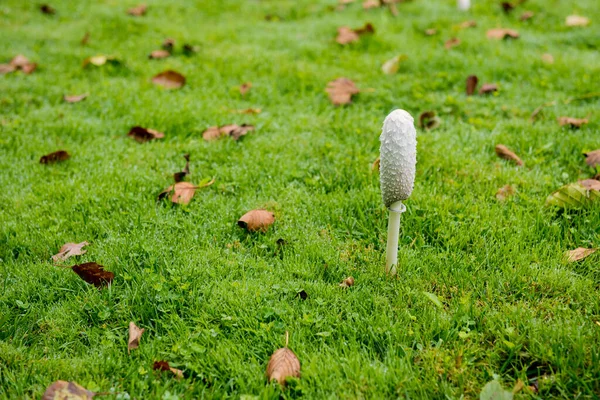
379, 109, 417, 275
457, 0, 471, 11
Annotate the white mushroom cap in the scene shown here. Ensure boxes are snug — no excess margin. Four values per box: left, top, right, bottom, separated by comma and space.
380, 109, 417, 207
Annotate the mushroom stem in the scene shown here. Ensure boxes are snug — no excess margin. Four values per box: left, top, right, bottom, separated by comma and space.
385, 201, 406, 275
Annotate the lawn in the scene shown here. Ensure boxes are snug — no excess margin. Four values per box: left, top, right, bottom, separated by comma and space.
1, 0, 599, 398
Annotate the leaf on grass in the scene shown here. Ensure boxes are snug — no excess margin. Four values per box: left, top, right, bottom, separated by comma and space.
425, 28, 437, 36
363, 0, 380, 9
339, 276, 354, 288
566, 15, 590, 27
72, 262, 114, 287
42, 381, 96, 400
584, 150, 600, 168
381, 54, 407, 75
158, 180, 214, 205
480, 380, 513, 400
162, 38, 175, 51
545, 182, 600, 208
174, 154, 190, 183
40, 150, 70, 164
418, 111, 441, 130
580, 179, 600, 190
486, 28, 519, 40
0, 64, 15, 74
183, 44, 199, 55
266, 348, 300, 385
520, 11, 534, 21
52, 241, 89, 262
202, 124, 255, 141
466, 75, 478, 95
444, 37, 461, 49
557, 117, 588, 128
501, 2, 515, 13
326, 78, 359, 105
128, 321, 145, 353
1, 55, 37, 74
495, 144, 523, 166
566, 247, 596, 263
82, 55, 119, 68
496, 185, 515, 201
128, 4, 147, 16
153, 361, 183, 379
152, 70, 186, 89
423, 291, 443, 308
149, 50, 170, 59
239, 82, 252, 96
336, 23, 374, 45
81, 32, 90, 46
64, 94, 88, 103
238, 210, 275, 232
459, 20, 477, 29
541, 53, 554, 64
372, 157, 380, 172
479, 83, 498, 94
40, 4, 56, 15
128, 126, 165, 143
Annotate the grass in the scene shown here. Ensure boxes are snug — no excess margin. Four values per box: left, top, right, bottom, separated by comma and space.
1, 0, 599, 398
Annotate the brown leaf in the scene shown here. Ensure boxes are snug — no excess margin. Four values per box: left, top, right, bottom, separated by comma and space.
495, 144, 523, 166
162, 38, 175, 51
579, 179, 600, 190
128, 321, 145, 353
40, 4, 56, 15
339, 276, 355, 288
174, 153, 190, 183
486, 28, 520, 40
266, 348, 301, 385
203, 124, 255, 141
566, 15, 590, 27
0, 64, 16, 74
52, 241, 89, 262
425, 28, 437, 36
81, 32, 90, 46
128, 126, 165, 143
40, 150, 70, 164
9, 55, 36, 74
336, 23, 374, 45
238, 209, 275, 232
372, 157, 380, 172
418, 111, 440, 130
459, 20, 477, 29
239, 82, 252, 96
326, 78, 359, 106
42, 381, 95, 400
158, 180, 214, 205
584, 150, 600, 168
153, 361, 183, 379
64, 94, 88, 103
501, 2, 514, 13
520, 11, 534, 21
202, 126, 222, 141
445, 37, 461, 49
128, 4, 147, 16
363, 0, 380, 9
558, 117, 588, 128
152, 70, 186, 89
354, 22, 375, 35
149, 50, 170, 59
479, 83, 498, 94
466, 75, 479, 95
566, 247, 596, 262
496, 184, 515, 201
72, 262, 114, 287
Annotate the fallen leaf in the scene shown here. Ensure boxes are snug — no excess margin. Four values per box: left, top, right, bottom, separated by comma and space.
336, 23, 374, 45
546, 182, 600, 208
239, 82, 252, 96
162, 38, 175, 51
152, 70, 186, 89
238, 210, 275, 232
496, 184, 515, 201
558, 117, 588, 128
0, 64, 16, 74
466, 75, 478, 95
579, 179, 600, 190
202, 126, 222, 141
42, 381, 95, 400
52, 241, 89, 262
566, 15, 590, 27
566, 247, 596, 262
541, 53, 554, 64
128, 126, 165, 143
501, 2, 515, 13
354, 22, 375, 35
520, 11, 534, 21
339, 276, 355, 288
425, 28, 437, 36
40, 150, 70, 164
128, 322, 144, 353
486, 28, 520, 40
40, 4, 56, 14
82, 55, 119, 68
326, 78, 359, 105
266, 348, 300, 385
128, 4, 147, 16
363, 0, 380, 9
479, 83, 498, 94
381, 54, 407, 75
153, 361, 183, 379
202, 124, 255, 141
81, 32, 90, 46
158, 180, 214, 205
149, 50, 170, 59
372, 157, 380, 172
418, 111, 441, 130
64, 94, 88, 103
445, 37, 461, 49
173, 153, 190, 183
6, 55, 37, 74
459, 20, 477, 29
584, 150, 600, 168
480, 380, 513, 400
72, 262, 114, 287
495, 144, 523, 166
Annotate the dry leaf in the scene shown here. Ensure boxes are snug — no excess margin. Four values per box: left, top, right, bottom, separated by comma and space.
425, 28, 437, 36
42, 381, 95, 400
558, 117, 588, 128
128, 4, 147, 16
466, 75, 478, 95
82, 55, 119, 68
546, 182, 600, 208
479, 83, 498, 94
326, 78, 359, 105
153, 361, 183, 379
418, 111, 440, 130
381, 54, 407, 75
72, 262, 114, 287
239, 82, 252, 96
81, 32, 90, 46
5, 55, 37, 74
128, 322, 144, 353
222, 124, 255, 140
363, 0, 380, 9
566, 247, 596, 262
152, 70, 186, 89
336, 23, 374, 45
486, 28, 520, 40
541, 53, 554, 64
520, 11, 534, 21
202, 126, 222, 141
354, 22, 375, 35
40, 150, 70, 164
566, 15, 590, 27
0, 64, 16, 74
64, 94, 88, 103
266, 348, 300, 385
174, 153, 190, 183
238, 210, 275, 232
495, 144, 523, 166
579, 179, 600, 190
162, 38, 175, 51
158, 180, 214, 205
339, 276, 355, 288
149, 50, 170, 59
459, 20, 477, 29
40, 4, 56, 15
501, 2, 514, 13
496, 184, 515, 201
128, 126, 165, 143
52, 241, 89, 262
584, 150, 600, 168
445, 37, 461, 49
372, 157, 380, 172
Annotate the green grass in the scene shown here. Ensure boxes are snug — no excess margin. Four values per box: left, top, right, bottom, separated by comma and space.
1, 0, 600, 398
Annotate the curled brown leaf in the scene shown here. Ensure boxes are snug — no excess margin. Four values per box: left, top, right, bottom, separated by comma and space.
64, 94, 88, 103
72, 262, 114, 288
584, 150, 600, 168
152, 70, 186, 89
128, 322, 144, 353
52, 241, 89, 262
128, 126, 165, 143
479, 83, 498, 94
495, 144, 523, 166
158, 180, 214, 205
238, 209, 275, 232
153, 360, 183, 379
266, 348, 301, 385
339, 276, 355, 288
40, 150, 70, 164
326, 78, 359, 106
336, 23, 374, 45
466, 75, 478, 95
486, 28, 519, 40
558, 117, 588, 128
